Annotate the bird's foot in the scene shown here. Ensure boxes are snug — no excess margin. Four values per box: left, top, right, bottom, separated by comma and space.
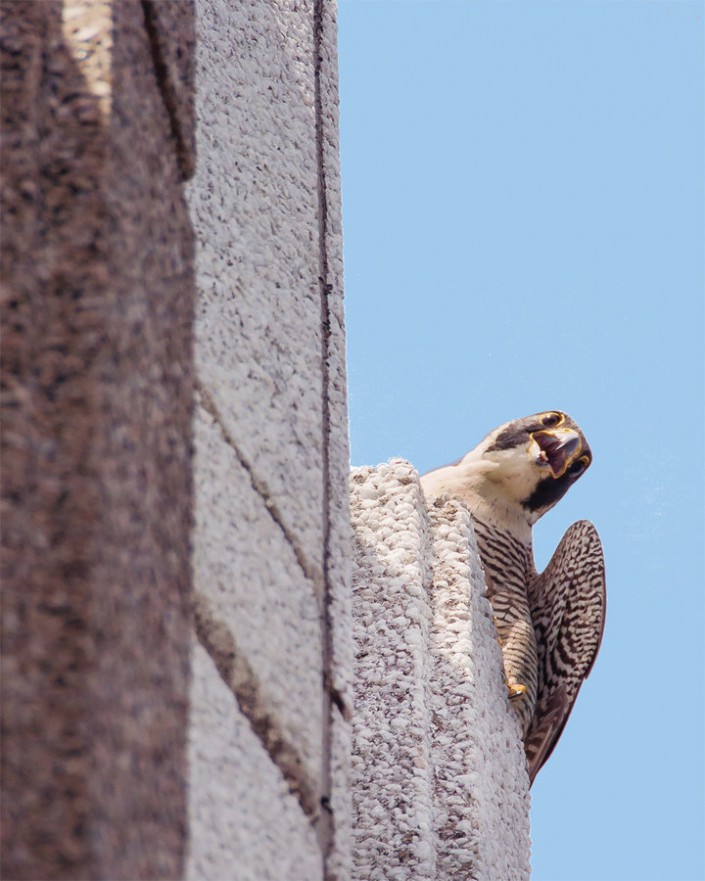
507, 683, 527, 700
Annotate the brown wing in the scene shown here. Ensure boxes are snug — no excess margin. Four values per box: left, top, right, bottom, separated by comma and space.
525, 519, 606, 785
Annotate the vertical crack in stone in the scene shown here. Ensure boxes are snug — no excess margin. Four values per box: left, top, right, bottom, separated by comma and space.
313, 0, 336, 869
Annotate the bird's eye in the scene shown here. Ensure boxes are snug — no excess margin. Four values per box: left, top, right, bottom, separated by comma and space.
568, 456, 589, 477
541, 412, 563, 428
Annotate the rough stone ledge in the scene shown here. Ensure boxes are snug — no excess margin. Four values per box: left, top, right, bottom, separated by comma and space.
350, 460, 531, 881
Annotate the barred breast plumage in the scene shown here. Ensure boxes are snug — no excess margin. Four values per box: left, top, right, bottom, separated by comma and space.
421, 410, 606, 785
471, 517, 537, 736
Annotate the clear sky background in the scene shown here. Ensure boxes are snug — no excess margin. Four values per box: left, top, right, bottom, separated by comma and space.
338, 3, 704, 880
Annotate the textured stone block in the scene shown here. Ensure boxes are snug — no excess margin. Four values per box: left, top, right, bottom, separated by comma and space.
350, 461, 531, 881
350, 462, 436, 881
193, 401, 324, 807
187, 641, 323, 881
186, 0, 352, 875
428, 498, 531, 881
187, 0, 325, 583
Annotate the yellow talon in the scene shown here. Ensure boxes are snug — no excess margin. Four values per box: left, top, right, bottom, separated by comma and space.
508, 683, 527, 700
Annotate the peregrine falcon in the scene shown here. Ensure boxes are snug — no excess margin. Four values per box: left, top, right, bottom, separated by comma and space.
420, 411, 606, 785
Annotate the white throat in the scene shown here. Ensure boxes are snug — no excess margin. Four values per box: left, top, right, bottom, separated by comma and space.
421, 452, 534, 544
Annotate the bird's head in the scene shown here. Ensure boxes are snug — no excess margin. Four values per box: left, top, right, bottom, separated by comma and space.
460, 410, 592, 525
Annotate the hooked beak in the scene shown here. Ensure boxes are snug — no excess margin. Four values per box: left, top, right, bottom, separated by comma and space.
531, 429, 581, 478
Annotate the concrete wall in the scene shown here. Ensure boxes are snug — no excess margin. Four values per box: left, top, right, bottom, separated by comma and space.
1, 2, 196, 878
350, 461, 531, 881
185, 2, 352, 879
1, 1, 351, 877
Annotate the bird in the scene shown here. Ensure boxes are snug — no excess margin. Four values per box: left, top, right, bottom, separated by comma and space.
420, 410, 606, 785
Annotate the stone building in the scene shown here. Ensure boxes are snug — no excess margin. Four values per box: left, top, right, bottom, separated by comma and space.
0, 2, 529, 879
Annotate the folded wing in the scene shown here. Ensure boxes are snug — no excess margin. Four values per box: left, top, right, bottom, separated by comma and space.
525, 520, 606, 784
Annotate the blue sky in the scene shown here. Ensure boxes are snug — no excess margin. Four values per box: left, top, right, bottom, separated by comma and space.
338, 2, 704, 880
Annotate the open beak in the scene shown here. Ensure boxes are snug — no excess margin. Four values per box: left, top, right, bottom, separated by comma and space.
531, 429, 581, 478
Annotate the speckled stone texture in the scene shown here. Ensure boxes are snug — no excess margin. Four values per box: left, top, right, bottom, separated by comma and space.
1, 2, 196, 879
350, 461, 531, 881
192, 402, 324, 812
187, 640, 323, 881
187, 0, 326, 584
186, 1, 352, 879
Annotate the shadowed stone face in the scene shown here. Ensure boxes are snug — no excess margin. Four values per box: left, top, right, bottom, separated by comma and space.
1, 3, 196, 877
